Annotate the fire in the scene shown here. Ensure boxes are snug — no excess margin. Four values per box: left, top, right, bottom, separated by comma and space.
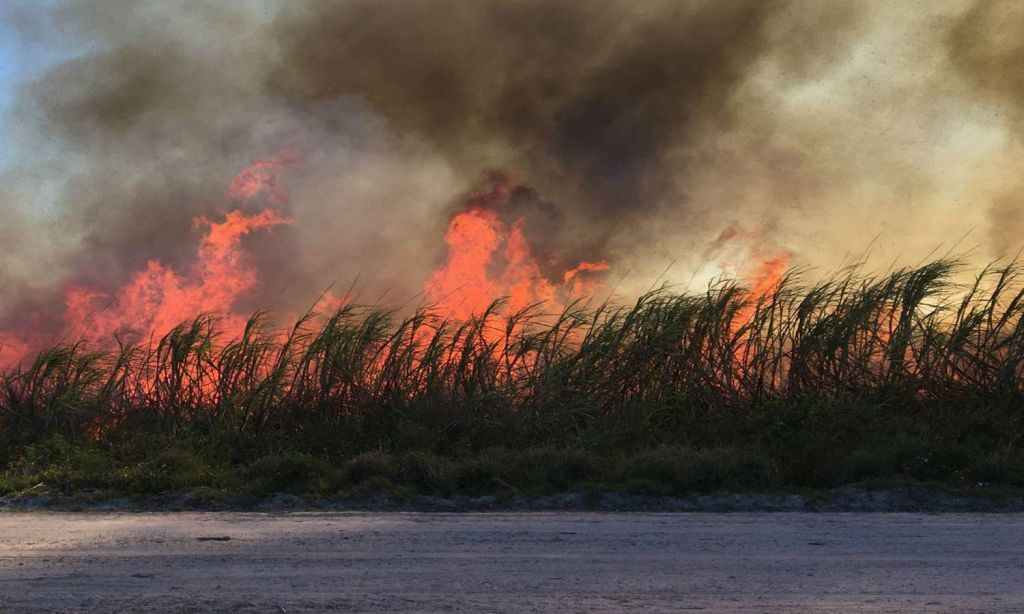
67, 155, 295, 345
425, 204, 504, 321
0, 155, 295, 367
707, 224, 792, 382
564, 260, 611, 297
0, 337, 29, 369
708, 223, 791, 300
226, 150, 299, 204
64, 208, 291, 344
64, 156, 296, 346
425, 181, 611, 322
747, 253, 791, 300
0, 157, 615, 369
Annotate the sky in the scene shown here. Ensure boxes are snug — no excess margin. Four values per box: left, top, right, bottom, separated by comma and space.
0, 0, 75, 168
0, 11, 27, 166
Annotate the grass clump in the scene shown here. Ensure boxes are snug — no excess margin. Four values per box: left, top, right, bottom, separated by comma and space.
616, 447, 775, 495
244, 453, 327, 496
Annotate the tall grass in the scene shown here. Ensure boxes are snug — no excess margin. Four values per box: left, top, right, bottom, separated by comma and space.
2, 259, 1023, 459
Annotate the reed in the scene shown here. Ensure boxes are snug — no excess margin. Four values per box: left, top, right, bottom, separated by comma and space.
3, 259, 1024, 494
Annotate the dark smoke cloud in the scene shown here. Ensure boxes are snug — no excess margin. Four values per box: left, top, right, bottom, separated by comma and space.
270, 0, 782, 257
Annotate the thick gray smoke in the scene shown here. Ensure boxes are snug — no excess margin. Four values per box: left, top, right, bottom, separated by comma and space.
271, 1, 776, 228
948, 0, 1024, 257
0, 0, 1019, 329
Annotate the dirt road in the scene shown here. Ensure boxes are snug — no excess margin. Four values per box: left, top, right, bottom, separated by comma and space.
1, 512, 1023, 612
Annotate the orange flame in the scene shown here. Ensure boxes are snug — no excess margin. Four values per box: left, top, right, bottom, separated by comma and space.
0, 154, 296, 366
226, 150, 299, 204
425, 205, 504, 321
747, 253, 791, 300
425, 183, 610, 322
0, 337, 29, 368
1, 161, 615, 368
708, 223, 791, 300
64, 208, 291, 343
564, 260, 611, 297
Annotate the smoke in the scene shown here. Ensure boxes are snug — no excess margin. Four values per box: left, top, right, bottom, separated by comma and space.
271, 1, 775, 215
0, 0, 1020, 334
948, 0, 1024, 257
269, 0, 816, 285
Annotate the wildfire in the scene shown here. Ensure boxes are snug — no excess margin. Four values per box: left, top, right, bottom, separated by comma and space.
747, 253, 791, 300
65, 157, 296, 347
0, 337, 29, 370
707, 224, 792, 380
64, 208, 291, 344
425, 181, 610, 322
0, 155, 296, 366
709, 224, 791, 300
0, 155, 620, 369
226, 150, 299, 204
563, 261, 612, 299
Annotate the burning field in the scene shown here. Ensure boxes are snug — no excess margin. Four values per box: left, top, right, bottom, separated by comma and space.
2, 1, 1024, 503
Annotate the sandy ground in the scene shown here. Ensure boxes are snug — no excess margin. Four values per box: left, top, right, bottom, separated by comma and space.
1, 513, 1023, 613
